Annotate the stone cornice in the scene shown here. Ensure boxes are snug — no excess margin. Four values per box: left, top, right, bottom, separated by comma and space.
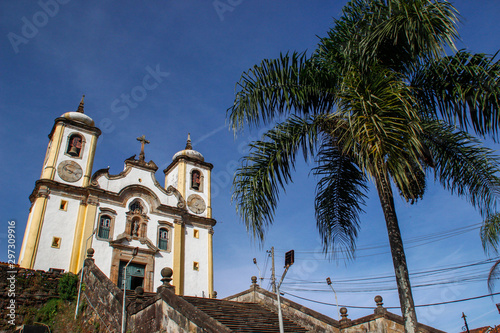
48, 117, 101, 139
163, 155, 214, 175
29, 179, 217, 227
109, 239, 159, 254
124, 156, 159, 172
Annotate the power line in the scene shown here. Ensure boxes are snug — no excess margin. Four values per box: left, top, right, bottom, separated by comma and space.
284, 276, 488, 293
282, 291, 500, 310
275, 222, 482, 258
281, 257, 498, 285
268, 258, 498, 295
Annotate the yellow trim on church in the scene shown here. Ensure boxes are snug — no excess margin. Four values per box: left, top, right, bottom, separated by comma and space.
173, 221, 185, 295
68, 198, 98, 273
82, 135, 98, 187
68, 202, 87, 273
41, 123, 65, 180
177, 160, 187, 198
19, 194, 48, 269
78, 198, 98, 268
208, 229, 214, 297
206, 169, 212, 218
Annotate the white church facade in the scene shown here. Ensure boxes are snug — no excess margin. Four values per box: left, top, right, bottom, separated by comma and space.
18, 97, 216, 297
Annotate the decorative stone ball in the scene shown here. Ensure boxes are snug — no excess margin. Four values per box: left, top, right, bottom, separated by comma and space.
374, 295, 383, 305
340, 307, 348, 316
87, 248, 95, 257
161, 267, 173, 278
135, 286, 144, 295
251, 276, 258, 284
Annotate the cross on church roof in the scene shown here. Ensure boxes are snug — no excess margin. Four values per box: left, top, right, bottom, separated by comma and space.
137, 135, 150, 161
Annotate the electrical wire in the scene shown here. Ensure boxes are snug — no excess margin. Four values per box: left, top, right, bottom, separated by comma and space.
274, 222, 482, 259
281, 258, 498, 285
282, 291, 500, 309
264, 223, 497, 311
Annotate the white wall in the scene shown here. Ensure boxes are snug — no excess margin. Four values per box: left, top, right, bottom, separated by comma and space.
183, 225, 209, 296
33, 193, 79, 271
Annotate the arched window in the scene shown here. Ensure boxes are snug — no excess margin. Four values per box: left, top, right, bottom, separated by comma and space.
129, 200, 143, 213
158, 228, 168, 250
191, 170, 201, 191
98, 215, 111, 239
67, 134, 83, 157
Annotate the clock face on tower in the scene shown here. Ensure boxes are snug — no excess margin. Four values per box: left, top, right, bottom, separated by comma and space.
187, 194, 206, 214
57, 160, 83, 182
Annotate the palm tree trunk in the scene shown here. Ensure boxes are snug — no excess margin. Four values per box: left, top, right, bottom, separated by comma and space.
375, 168, 418, 333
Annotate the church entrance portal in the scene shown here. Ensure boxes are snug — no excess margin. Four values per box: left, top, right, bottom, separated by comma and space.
118, 261, 145, 290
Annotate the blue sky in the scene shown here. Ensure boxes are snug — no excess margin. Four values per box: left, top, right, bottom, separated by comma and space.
1, 1, 500, 331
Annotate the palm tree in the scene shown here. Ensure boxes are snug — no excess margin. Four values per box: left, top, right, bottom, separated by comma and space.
227, 1, 500, 332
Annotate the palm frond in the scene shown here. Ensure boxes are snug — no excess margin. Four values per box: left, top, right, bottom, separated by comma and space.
313, 138, 368, 258
359, 0, 459, 70
422, 121, 500, 217
315, 0, 373, 69
336, 66, 423, 181
392, 158, 427, 204
227, 52, 338, 133
481, 212, 500, 254
413, 51, 500, 138
488, 259, 500, 293
232, 115, 323, 240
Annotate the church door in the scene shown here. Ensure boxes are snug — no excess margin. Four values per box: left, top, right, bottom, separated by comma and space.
118, 261, 145, 290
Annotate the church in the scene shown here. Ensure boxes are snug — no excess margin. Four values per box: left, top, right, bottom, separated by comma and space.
18, 97, 215, 297
15, 98, 449, 332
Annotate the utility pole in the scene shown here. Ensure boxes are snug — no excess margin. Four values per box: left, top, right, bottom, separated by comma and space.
461, 312, 470, 333
271, 246, 276, 293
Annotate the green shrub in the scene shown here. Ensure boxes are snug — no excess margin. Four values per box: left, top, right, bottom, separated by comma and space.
58, 273, 79, 301
35, 298, 60, 325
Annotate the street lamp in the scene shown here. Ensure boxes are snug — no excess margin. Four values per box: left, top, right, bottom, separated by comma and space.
122, 247, 139, 333
276, 250, 294, 333
253, 258, 264, 285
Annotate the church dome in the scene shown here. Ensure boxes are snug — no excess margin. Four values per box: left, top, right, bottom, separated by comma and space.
61, 111, 95, 126
61, 95, 95, 126
173, 134, 204, 162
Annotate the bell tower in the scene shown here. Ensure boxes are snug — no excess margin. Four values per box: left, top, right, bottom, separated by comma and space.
163, 134, 215, 296
40, 96, 99, 187
19, 96, 101, 271
164, 134, 213, 218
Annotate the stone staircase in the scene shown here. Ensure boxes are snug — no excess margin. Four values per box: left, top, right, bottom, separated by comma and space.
182, 296, 308, 332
